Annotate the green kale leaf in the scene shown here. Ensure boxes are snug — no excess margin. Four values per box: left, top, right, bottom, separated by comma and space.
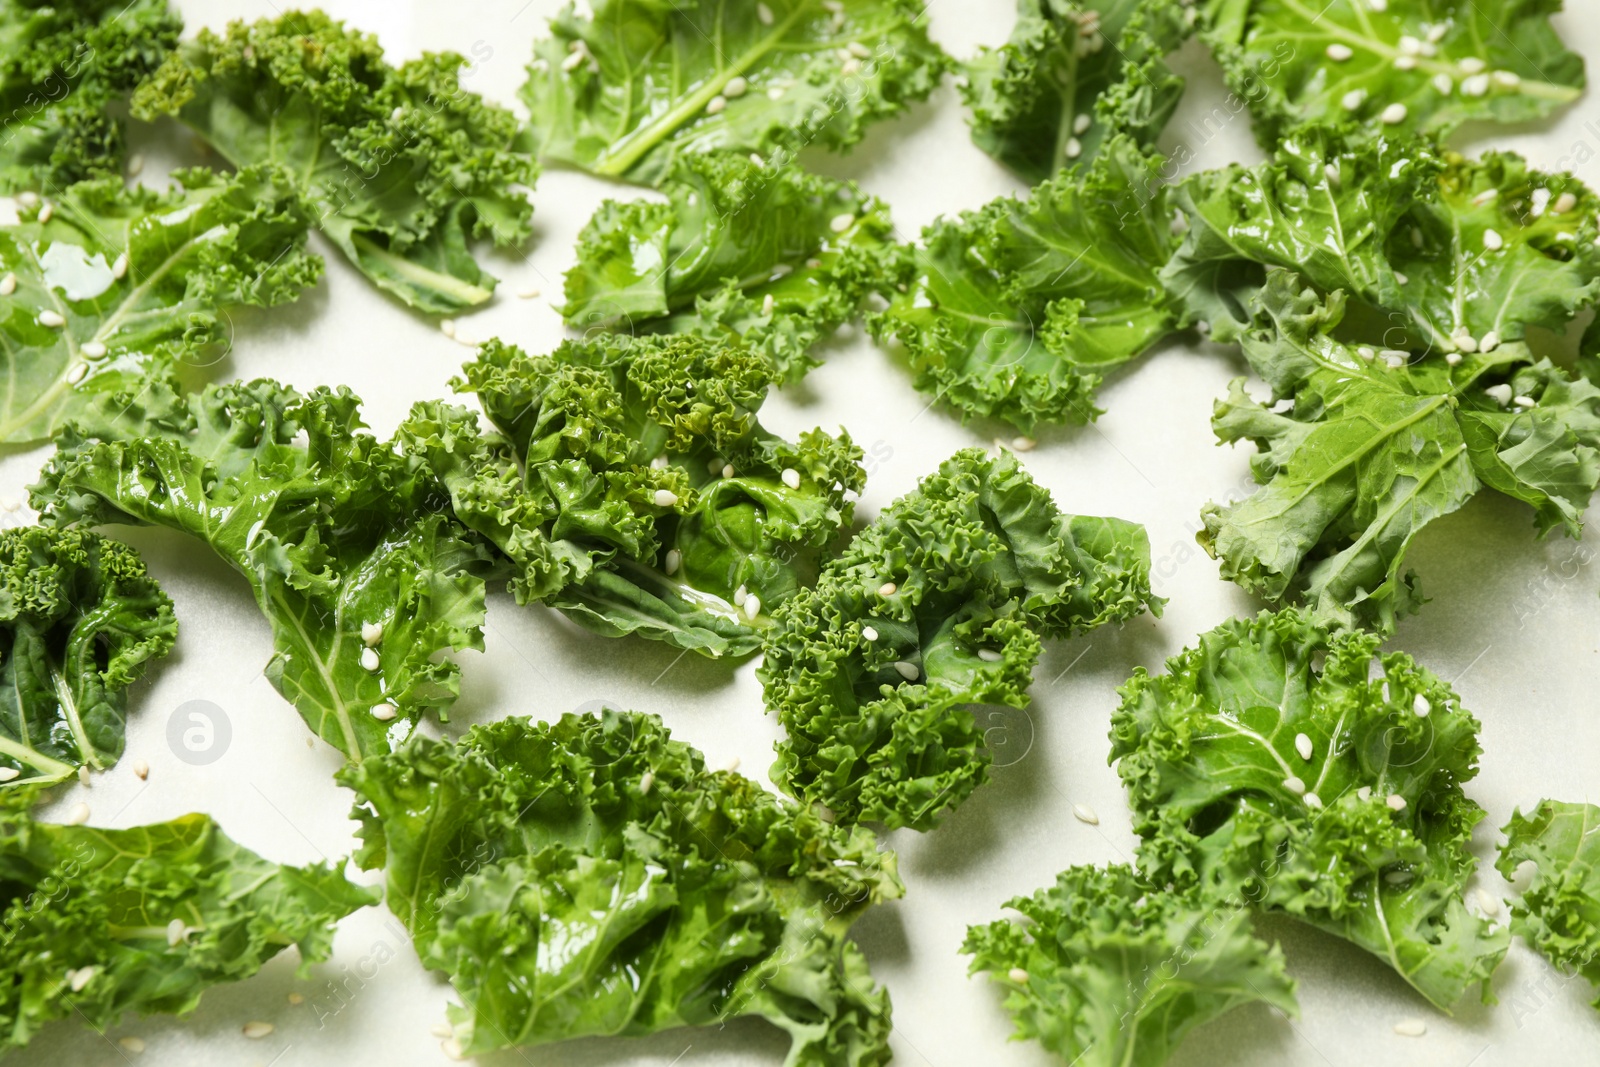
871, 137, 1186, 431
131, 10, 536, 314
401, 334, 863, 659
961, 0, 1191, 182
963, 864, 1297, 1067
1201, 0, 1584, 145
339, 708, 902, 1065
0, 165, 321, 444
29, 376, 494, 761
1497, 799, 1600, 1008
519, 0, 948, 184
562, 152, 905, 383
0, 526, 174, 790
762, 447, 1160, 830
1112, 609, 1509, 1011
0, 808, 375, 1053
0, 0, 182, 193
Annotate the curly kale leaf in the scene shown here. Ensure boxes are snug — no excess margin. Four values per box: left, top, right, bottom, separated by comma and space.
0, 164, 321, 444
563, 152, 905, 383
0, 0, 182, 193
964, 864, 1297, 1067
0, 526, 173, 790
520, 0, 948, 185
1201, 0, 1584, 146
871, 137, 1185, 431
961, 0, 1191, 182
401, 335, 863, 659
0, 809, 375, 1054
29, 376, 493, 761
1112, 609, 1509, 1011
132, 10, 535, 314
1497, 800, 1600, 1008
762, 447, 1160, 831
339, 708, 902, 1065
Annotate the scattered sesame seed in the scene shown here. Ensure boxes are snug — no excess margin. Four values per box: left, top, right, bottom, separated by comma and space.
1283, 775, 1307, 795
371, 704, 397, 722
768, 85, 785, 100
1381, 103, 1408, 125
743, 594, 761, 619
1304, 791, 1323, 809
654, 489, 679, 507
1480, 330, 1500, 352
1073, 112, 1092, 134
848, 41, 872, 59
1384, 351, 1406, 369
761, 293, 776, 316
651, 455, 669, 470
1431, 73, 1453, 95
119, 1036, 146, 1053
38, 310, 65, 328
15, 192, 37, 208
1459, 57, 1487, 74
1011, 436, 1036, 452
78, 764, 91, 787
781, 467, 801, 489
1475, 888, 1501, 917
829, 213, 855, 233
1385, 869, 1411, 884
1454, 333, 1478, 353
862, 625, 878, 642
1393, 1018, 1427, 1037
64, 802, 89, 826
1394, 55, 1417, 71
892, 660, 918, 680
1007, 967, 1030, 984
805, 257, 822, 269
1064, 137, 1082, 159
978, 648, 1003, 662
706, 94, 728, 115
1387, 793, 1408, 812
561, 50, 587, 72
724, 76, 749, 98
0, 273, 13, 296
1073, 803, 1099, 825
722, 463, 736, 479
1400, 35, 1423, 55
288, 992, 305, 1005
80, 341, 107, 358
37, 202, 52, 224
723, 755, 741, 773
166, 919, 187, 946
112, 252, 129, 279
430, 1024, 453, 1038
243, 1021, 275, 1039
1427, 23, 1449, 43
1295, 733, 1313, 760
1514, 395, 1536, 408
518, 285, 541, 299
1324, 161, 1341, 187
1357, 786, 1373, 801
640, 770, 655, 795
1462, 73, 1490, 96
1413, 694, 1432, 718
1341, 88, 1368, 111
1492, 70, 1521, 88
1445, 352, 1463, 366
360, 647, 380, 672
439, 318, 456, 338
441, 1037, 465, 1061
664, 548, 681, 575
1485, 384, 1513, 406
362, 621, 384, 646
1553, 192, 1578, 215
67, 965, 97, 992
133, 760, 149, 780
757, 2, 774, 24
879, 582, 897, 596
1326, 43, 1353, 61
1357, 345, 1376, 361
841, 57, 862, 75
1471, 188, 1498, 206
734, 585, 748, 607
1394, 271, 1407, 285
1483, 228, 1504, 250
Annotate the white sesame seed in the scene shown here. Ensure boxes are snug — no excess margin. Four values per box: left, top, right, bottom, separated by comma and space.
734, 584, 748, 607
1326, 43, 1353, 61
1493, 70, 1521, 88
1324, 162, 1341, 187
892, 660, 918, 680
1394, 272, 1407, 285
1475, 888, 1501, 917
1384, 351, 1407, 369
1454, 333, 1478, 354
66, 362, 88, 385
38, 310, 65, 328
1073, 113, 1091, 134
1395, 55, 1417, 71
862, 625, 878, 642
1387, 793, 1408, 811
361, 621, 384, 646
805, 257, 822, 269
37, 202, 53, 224
67, 965, 96, 992
1011, 436, 1036, 452
1073, 803, 1099, 825
561, 50, 586, 72
1357, 786, 1373, 801
1381, 103, 1408, 125
654, 489, 679, 507
722, 463, 735, 479
1295, 733, 1313, 760
1459, 57, 1487, 75
242, 1021, 274, 1039
1399, 35, 1422, 56
1483, 228, 1504, 251
879, 582, 897, 596
1553, 192, 1578, 215
760, 293, 776, 317
1480, 330, 1500, 352
829, 213, 855, 233
757, 2, 774, 23
1357, 345, 1376, 361
1342, 88, 1368, 111
1462, 73, 1490, 96
1413, 694, 1431, 717
15, 192, 37, 208
1007, 967, 1030, 983
723, 755, 741, 773
743, 594, 761, 619
80, 341, 106, 358
1064, 137, 1082, 159
706, 95, 728, 115
371, 704, 397, 722
439, 318, 456, 338
1303, 791, 1323, 809
841, 57, 861, 75
1485, 384, 1513, 406
1393, 1018, 1427, 1037
441, 1037, 465, 1061
111, 252, 129, 280
1432, 73, 1453, 95
359, 648, 380, 672
1385, 870, 1412, 885
1514, 395, 1536, 408
1445, 352, 1463, 366
0, 272, 14, 296
1170, 212, 1189, 235
781, 467, 801, 489
63, 801, 89, 825
133, 760, 149, 780
518, 285, 541, 299
119, 1036, 146, 1053
77, 764, 91, 787
663, 548, 681, 575
768, 85, 785, 100
1472, 188, 1498, 206
724, 76, 749, 99
0, 497, 15, 512
1420, 41, 1438, 57
640, 770, 655, 795
978, 648, 1003, 662
166, 919, 187, 946
430, 1024, 453, 1039
1427, 23, 1449, 43
1283, 775, 1307, 795
848, 41, 872, 59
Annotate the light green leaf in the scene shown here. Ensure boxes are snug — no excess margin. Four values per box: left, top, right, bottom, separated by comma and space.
1497, 799, 1600, 1009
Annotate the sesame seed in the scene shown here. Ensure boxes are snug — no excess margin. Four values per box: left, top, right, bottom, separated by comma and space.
1303, 791, 1323, 809
288, 992, 304, 1005
1381, 103, 1408, 125
651, 455, 669, 470
1454, 332, 1478, 353
829, 213, 855, 233
734, 585, 748, 607
706, 95, 728, 115
1011, 436, 1036, 452
1485, 384, 1513, 406
1480, 330, 1500, 352
892, 660, 918, 680
862, 625, 878, 642
15, 192, 37, 208
757, 2, 774, 23
805, 257, 822, 269
723, 756, 741, 773
1073, 803, 1099, 825
1387, 793, 1408, 811
360, 647, 380, 672
879, 582, 897, 596
1483, 228, 1504, 250
371, 704, 397, 722
1367, 0, 1386, 11
1065, 137, 1082, 159
66, 362, 88, 385
722, 463, 735, 479
848, 41, 872, 59
1170, 212, 1189, 235
1394, 272, 1407, 285
68, 965, 96, 992
1326, 43, 1353, 61
65, 803, 90, 829
38, 310, 64, 328
640, 771, 655, 794
119, 1036, 146, 1053
1445, 352, 1463, 366
1007, 967, 1030, 983
561, 50, 586, 72
362, 621, 384, 646
37, 202, 53, 224
1283, 775, 1307, 795
112, 252, 129, 279
441, 1037, 465, 1060
1358, 786, 1373, 801
1514, 395, 1536, 408
654, 489, 679, 507
80, 341, 106, 358
1383, 351, 1407, 369
1413, 694, 1432, 718
133, 760, 149, 780
1493, 70, 1521, 88
978, 648, 1003, 662
1472, 189, 1499, 207
1324, 162, 1341, 186
1357, 345, 1376, 361
430, 1024, 452, 1038
1553, 192, 1578, 215
724, 76, 748, 98
242, 1021, 274, 1039
841, 58, 861, 75
0, 272, 14, 295
1475, 888, 1501, 917
1462, 73, 1490, 96
1427, 23, 1449, 43
1399, 36, 1422, 56
1459, 57, 1487, 75
439, 318, 456, 338
1432, 73, 1453, 95
664, 548, 681, 575
1385, 870, 1412, 884
1295, 733, 1313, 760
1393, 1018, 1426, 1037
1394, 55, 1417, 71
165, 919, 187, 946
768, 86, 785, 100
781, 467, 801, 489
1342, 88, 1368, 111
77, 764, 90, 787
743, 594, 761, 619
1073, 113, 1091, 134
518, 285, 541, 299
